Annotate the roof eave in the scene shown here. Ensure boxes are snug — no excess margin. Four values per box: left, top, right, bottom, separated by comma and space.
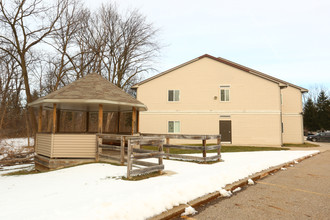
29, 99, 148, 111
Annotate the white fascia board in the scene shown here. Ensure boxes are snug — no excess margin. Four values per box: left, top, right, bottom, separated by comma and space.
29, 99, 148, 111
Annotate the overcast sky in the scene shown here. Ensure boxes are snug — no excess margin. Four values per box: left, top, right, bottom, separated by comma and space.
84, 0, 330, 90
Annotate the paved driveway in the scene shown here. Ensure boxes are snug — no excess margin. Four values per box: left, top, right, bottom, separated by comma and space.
184, 150, 330, 220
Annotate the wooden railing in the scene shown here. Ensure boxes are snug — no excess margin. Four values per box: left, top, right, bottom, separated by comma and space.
96, 134, 164, 179
96, 133, 220, 178
127, 137, 164, 179
96, 134, 134, 165
141, 133, 221, 162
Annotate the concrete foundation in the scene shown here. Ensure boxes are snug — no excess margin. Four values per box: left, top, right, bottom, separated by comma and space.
35, 154, 96, 171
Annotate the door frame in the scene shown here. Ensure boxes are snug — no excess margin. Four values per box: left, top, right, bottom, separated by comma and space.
219, 120, 232, 143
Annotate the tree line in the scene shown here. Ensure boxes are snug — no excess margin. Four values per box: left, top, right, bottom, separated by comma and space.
0, 0, 160, 137
303, 90, 330, 132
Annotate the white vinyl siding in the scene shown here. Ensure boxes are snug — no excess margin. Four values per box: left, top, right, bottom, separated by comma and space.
35, 133, 96, 158
168, 121, 180, 133
168, 90, 180, 101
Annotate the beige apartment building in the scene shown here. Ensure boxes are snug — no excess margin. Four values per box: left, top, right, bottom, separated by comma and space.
132, 54, 307, 146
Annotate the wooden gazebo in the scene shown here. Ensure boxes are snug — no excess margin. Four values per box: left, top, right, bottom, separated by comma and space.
29, 73, 147, 170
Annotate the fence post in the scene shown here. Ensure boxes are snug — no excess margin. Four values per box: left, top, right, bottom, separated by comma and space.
217, 136, 221, 161
166, 137, 170, 159
120, 136, 125, 165
158, 140, 164, 175
202, 139, 206, 160
96, 136, 102, 162
127, 139, 133, 179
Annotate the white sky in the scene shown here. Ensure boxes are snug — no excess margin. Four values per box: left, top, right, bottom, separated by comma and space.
84, 0, 330, 89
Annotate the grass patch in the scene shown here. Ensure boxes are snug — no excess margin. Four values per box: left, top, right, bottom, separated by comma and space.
122, 171, 163, 181
221, 145, 289, 152
3, 169, 40, 176
142, 144, 289, 154
164, 158, 224, 164
284, 142, 319, 147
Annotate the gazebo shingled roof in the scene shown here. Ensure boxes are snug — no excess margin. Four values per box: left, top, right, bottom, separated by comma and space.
29, 73, 147, 112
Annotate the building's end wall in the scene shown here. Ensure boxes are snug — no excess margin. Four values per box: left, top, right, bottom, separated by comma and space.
281, 86, 304, 144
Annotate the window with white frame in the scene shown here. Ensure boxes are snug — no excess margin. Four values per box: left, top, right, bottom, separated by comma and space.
168, 90, 180, 102
168, 121, 180, 133
220, 85, 230, 102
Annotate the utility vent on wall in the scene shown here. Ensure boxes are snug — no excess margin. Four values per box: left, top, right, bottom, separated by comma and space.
220, 115, 231, 118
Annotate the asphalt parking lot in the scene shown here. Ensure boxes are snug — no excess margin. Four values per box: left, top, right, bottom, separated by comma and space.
186, 148, 330, 220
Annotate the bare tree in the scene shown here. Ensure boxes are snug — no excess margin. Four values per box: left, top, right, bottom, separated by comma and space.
0, 53, 23, 135
98, 4, 160, 90
0, 0, 68, 133
0, 1, 160, 136
44, 0, 88, 90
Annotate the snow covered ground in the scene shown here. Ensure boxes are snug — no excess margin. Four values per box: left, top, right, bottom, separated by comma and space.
0, 150, 318, 220
0, 138, 34, 160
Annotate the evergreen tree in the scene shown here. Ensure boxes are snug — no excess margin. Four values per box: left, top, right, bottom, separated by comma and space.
316, 90, 330, 130
303, 98, 318, 131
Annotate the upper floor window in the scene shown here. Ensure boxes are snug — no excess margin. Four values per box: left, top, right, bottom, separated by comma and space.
168, 121, 180, 133
220, 85, 230, 102
168, 90, 180, 102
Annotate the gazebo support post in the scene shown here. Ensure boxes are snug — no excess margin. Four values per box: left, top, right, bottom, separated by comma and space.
131, 107, 136, 135
136, 111, 140, 133
52, 104, 57, 134
38, 106, 43, 132
98, 104, 103, 134
56, 108, 61, 133
117, 112, 120, 134
85, 112, 89, 133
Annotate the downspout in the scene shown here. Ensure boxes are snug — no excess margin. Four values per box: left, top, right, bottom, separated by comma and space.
279, 83, 287, 147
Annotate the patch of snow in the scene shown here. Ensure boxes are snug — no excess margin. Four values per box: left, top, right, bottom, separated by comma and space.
248, 179, 254, 185
0, 138, 34, 149
219, 188, 232, 197
181, 206, 197, 216
294, 160, 299, 164
281, 167, 287, 170
0, 150, 319, 220
0, 138, 34, 161
0, 164, 34, 175
0, 153, 8, 160
232, 187, 241, 193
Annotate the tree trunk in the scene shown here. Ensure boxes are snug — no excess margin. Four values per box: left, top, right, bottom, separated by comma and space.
0, 102, 8, 130
21, 59, 37, 134
25, 109, 31, 147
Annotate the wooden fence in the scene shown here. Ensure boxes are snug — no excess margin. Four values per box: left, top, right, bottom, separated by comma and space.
126, 137, 164, 179
96, 134, 164, 179
141, 133, 221, 162
96, 134, 133, 165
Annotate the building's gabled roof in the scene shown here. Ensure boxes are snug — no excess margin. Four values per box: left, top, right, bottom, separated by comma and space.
29, 73, 147, 112
132, 54, 308, 93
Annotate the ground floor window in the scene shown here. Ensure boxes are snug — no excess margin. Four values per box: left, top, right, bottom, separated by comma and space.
168, 121, 180, 133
